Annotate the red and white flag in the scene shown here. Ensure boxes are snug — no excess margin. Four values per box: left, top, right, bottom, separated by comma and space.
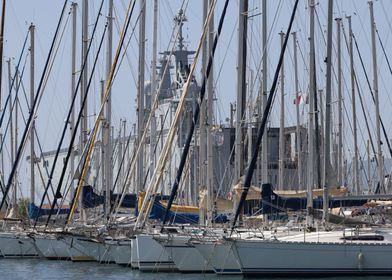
293, 94, 307, 105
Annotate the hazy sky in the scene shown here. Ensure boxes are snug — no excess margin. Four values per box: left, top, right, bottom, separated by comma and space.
3, 0, 392, 196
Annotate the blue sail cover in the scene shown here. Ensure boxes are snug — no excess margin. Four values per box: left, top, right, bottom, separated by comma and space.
135, 195, 228, 224
82, 185, 137, 209
28, 203, 70, 220
260, 183, 368, 214
29, 186, 138, 219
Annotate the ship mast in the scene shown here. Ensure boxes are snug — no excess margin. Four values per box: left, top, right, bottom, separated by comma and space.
322, 0, 333, 221
79, 0, 88, 222
336, 18, 343, 187
347, 15, 359, 195
29, 23, 35, 204
261, 0, 268, 187
0, 0, 5, 108
206, 0, 215, 226
103, 0, 113, 220
278, 31, 285, 190
150, 0, 158, 184
137, 0, 146, 193
307, 0, 316, 223
292, 31, 303, 190
369, 1, 383, 193
199, 0, 207, 225
235, 0, 248, 185
70, 2, 77, 199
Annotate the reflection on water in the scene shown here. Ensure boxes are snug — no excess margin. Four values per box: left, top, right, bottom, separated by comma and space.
0, 259, 390, 280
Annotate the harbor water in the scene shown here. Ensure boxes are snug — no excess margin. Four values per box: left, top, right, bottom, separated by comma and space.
1, 259, 391, 280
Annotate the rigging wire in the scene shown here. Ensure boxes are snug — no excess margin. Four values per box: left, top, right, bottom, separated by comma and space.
67, 0, 138, 225
353, 34, 392, 159
46, 21, 108, 228
231, 0, 299, 233
0, 0, 69, 212
33, 0, 105, 228
162, 0, 230, 226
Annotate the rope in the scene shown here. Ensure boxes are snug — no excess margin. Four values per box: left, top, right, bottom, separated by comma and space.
231, 0, 299, 233
67, 0, 137, 225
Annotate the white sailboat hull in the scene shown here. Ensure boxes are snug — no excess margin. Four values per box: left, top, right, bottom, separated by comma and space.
0, 232, 41, 258
130, 238, 138, 268
136, 234, 177, 272
158, 236, 213, 272
75, 237, 115, 263
192, 240, 242, 274
109, 239, 132, 266
34, 235, 70, 260
233, 231, 392, 275
60, 235, 96, 262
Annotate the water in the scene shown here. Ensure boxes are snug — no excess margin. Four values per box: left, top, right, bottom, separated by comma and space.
0, 259, 391, 280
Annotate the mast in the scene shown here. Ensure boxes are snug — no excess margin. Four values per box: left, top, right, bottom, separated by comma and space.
29, 23, 35, 204
369, 1, 383, 192
231, 0, 300, 231
80, 0, 88, 221
336, 17, 343, 187
0, 134, 3, 184
100, 79, 105, 211
121, 119, 126, 190
347, 16, 360, 195
307, 0, 316, 215
70, 2, 77, 197
137, 0, 146, 193
292, 31, 302, 190
199, 0, 207, 216
206, 0, 214, 225
150, 0, 158, 183
7, 59, 15, 207
261, 0, 268, 185
0, 0, 5, 108
278, 31, 285, 190
322, 0, 333, 220
14, 68, 18, 208
235, 0, 248, 183
80, 0, 88, 160
104, 0, 113, 219
367, 139, 371, 192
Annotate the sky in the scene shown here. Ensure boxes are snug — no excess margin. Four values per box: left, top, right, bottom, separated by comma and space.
2, 0, 392, 197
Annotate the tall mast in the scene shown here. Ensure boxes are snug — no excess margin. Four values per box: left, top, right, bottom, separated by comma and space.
367, 139, 371, 192
80, 0, 88, 221
122, 119, 127, 190
70, 2, 77, 197
235, 0, 248, 184
206, 0, 214, 225
199, 0, 208, 225
261, 0, 268, 185
199, 0, 207, 201
0, 0, 5, 108
322, 0, 333, 220
278, 31, 285, 190
137, 0, 146, 193
100, 79, 105, 211
307, 0, 316, 214
369, 1, 383, 192
104, 0, 113, 219
150, 0, 158, 183
80, 0, 88, 159
29, 23, 35, 204
7, 59, 15, 207
14, 68, 18, 208
336, 17, 343, 187
347, 16, 359, 195
292, 32, 302, 190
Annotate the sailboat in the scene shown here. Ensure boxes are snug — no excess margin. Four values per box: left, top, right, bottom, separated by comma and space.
223, 0, 392, 276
